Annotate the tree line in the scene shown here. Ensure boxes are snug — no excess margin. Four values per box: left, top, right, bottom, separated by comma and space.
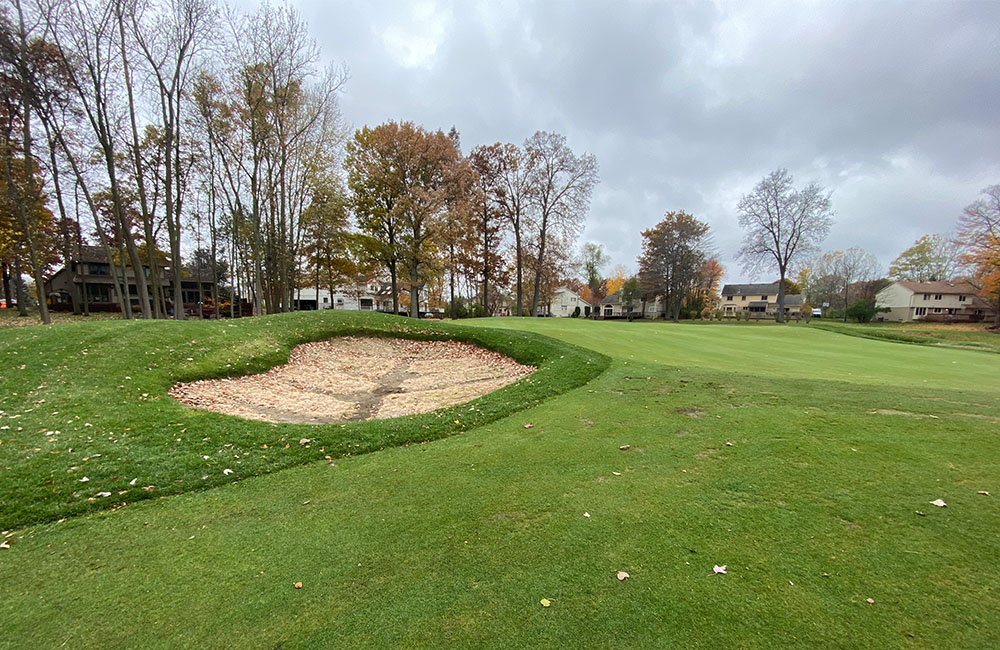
0, 0, 605, 323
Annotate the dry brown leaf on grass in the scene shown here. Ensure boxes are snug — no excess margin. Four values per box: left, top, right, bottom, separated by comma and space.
540, 598, 551, 607
223, 469, 234, 476
524, 423, 533, 429
294, 582, 303, 589
713, 565, 727, 574
930, 499, 947, 507
617, 571, 630, 581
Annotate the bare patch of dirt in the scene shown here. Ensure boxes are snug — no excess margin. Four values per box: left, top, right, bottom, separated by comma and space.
676, 407, 706, 418
169, 337, 534, 424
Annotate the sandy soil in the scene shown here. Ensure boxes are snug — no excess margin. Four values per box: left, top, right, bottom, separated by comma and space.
169, 337, 535, 424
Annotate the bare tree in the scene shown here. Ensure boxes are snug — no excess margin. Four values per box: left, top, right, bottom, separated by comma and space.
815, 247, 882, 321
524, 131, 598, 317
490, 142, 532, 316
737, 169, 833, 323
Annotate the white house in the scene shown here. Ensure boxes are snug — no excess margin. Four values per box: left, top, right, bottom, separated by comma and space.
544, 286, 589, 317
875, 281, 991, 322
297, 286, 377, 311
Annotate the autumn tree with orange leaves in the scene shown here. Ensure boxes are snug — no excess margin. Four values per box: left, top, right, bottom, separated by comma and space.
958, 185, 1000, 327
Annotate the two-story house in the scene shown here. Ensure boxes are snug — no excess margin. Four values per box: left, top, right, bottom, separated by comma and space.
875, 281, 992, 322
718, 283, 804, 317
46, 245, 215, 315
544, 286, 589, 317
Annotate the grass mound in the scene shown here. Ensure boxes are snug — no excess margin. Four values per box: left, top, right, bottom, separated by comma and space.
0, 311, 608, 529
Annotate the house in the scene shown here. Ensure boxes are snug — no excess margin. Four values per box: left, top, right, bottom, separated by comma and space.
45, 245, 215, 316
598, 292, 644, 318
543, 286, 589, 317
875, 281, 993, 322
296, 285, 378, 311
718, 283, 804, 318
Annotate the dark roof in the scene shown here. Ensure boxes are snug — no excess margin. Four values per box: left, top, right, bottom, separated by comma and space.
600, 293, 620, 305
77, 245, 110, 264
895, 280, 978, 295
749, 301, 768, 307
720, 283, 781, 296
783, 294, 804, 306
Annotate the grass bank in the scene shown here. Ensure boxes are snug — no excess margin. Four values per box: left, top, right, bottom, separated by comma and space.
0, 311, 607, 529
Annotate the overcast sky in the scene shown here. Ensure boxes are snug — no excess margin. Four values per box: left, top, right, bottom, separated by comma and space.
252, 0, 1000, 283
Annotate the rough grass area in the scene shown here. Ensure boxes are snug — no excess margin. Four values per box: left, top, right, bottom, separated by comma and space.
0, 311, 607, 529
809, 320, 1000, 354
2, 316, 999, 649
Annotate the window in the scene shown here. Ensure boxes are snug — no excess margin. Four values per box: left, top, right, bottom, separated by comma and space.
933, 307, 943, 313
726, 295, 733, 301
923, 294, 930, 300
88, 263, 110, 276
322, 297, 329, 303
934, 294, 942, 300
561, 305, 567, 312
959, 295, 967, 302
915, 307, 926, 316
741, 296, 747, 301
85, 284, 112, 302
761, 295, 768, 300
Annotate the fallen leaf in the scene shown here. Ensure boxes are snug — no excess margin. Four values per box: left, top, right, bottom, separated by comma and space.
129, 478, 137, 486
617, 571, 630, 581
294, 582, 303, 589
95, 491, 111, 498
524, 423, 533, 429
79, 476, 89, 483
978, 491, 990, 496
539, 598, 551, 607
298, 438, 310, 445
612, 471, 622, 476
866, 598, 874, 604
223, 469, 234, 476
713, 565, 727, 575
930, 499, 947, 507
619, 445, 630, 451
583, 512, 590, 518
0, 541, 9, 549
915, 511, 925, 516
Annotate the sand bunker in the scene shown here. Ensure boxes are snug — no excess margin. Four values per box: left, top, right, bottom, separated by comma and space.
169, 337, 535, 424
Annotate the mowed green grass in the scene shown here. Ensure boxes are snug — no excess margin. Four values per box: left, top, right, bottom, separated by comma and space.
2, 315, 999, 649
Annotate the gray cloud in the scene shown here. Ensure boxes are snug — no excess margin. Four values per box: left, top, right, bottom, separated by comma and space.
267, 0, 1000, 281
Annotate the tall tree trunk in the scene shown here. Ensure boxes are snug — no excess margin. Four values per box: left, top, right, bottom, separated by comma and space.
529, 213, 549, 317
44, 125, 82, 315
14, 1, 48, 324
13, 255, 27, 316
2, 263, 12, 308
409, 258, 420, 319
389, 261, 399, 315
514, 226, 523, 316
776, 269, 786, 323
